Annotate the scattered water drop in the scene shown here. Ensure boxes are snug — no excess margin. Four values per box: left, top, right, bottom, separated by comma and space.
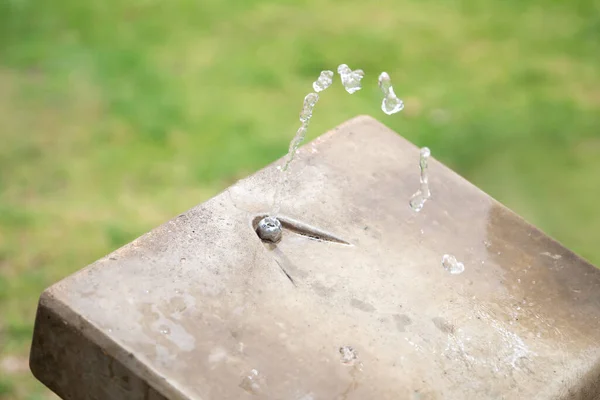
377, 72, 404, 115
441, 254, 465, 275
337, 64, 364, 94
313, 70, 334, 92
339, 346, 358, 366
409, 147, 431, 212
239, 369, 264, 395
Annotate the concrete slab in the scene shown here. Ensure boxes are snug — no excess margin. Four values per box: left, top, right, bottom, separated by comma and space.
30, 116, 600, 399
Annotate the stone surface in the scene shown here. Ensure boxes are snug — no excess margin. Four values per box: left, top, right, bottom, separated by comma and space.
30, 116, 600, 399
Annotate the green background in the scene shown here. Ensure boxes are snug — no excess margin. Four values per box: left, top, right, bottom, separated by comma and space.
1, 0, 599, 398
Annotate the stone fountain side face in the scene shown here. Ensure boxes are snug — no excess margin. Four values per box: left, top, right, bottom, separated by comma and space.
30, 116, 600, 400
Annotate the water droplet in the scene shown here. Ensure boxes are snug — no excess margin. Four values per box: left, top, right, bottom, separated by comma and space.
239, 369, 264, 395
337, 64, 364, 94
377, 72, 404, 115
409, 147, 431, 212
441, 254, 465, 275
312, 70, 334, 92
339, 346, 358, 366
159, 326, 171, 335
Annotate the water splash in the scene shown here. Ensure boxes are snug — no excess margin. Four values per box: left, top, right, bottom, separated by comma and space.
313, 70, 334, 92
409, 147, 431, 212
337, 64, 364, 94
441, 254, 465, 275
377, 72, 404, 115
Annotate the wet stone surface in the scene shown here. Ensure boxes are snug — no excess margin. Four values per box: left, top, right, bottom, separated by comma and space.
30, 116, 600, 400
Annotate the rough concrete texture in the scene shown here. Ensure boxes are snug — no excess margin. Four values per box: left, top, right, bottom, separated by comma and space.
30, 116, 600, 399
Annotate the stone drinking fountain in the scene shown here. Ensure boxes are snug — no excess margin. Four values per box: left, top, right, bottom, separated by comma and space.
29, 67, 600, 399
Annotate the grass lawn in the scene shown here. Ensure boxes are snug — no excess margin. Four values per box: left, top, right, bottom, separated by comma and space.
1, 0, 600, 397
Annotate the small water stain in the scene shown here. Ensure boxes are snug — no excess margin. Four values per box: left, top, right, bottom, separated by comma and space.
208, 347, 227, 364
339, 346, 359, 366
350, 298, 376, 312
168, 296, 187, 314
312, 282, 332, 297
432, 317, 455, 334
394, 314, 412, 332
540, 252, 562, 260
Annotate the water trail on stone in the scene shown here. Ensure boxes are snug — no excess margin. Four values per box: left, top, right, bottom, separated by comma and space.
377, 72, 404, 115
271, 71, 333, 215
409, 147, 431, 212
338, 64, 364, 94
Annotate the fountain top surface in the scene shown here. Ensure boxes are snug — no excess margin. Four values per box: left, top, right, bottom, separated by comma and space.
31, 116, 600, 399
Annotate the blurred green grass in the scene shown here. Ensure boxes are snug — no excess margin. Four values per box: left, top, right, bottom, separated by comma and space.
1, 0, 599, 397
